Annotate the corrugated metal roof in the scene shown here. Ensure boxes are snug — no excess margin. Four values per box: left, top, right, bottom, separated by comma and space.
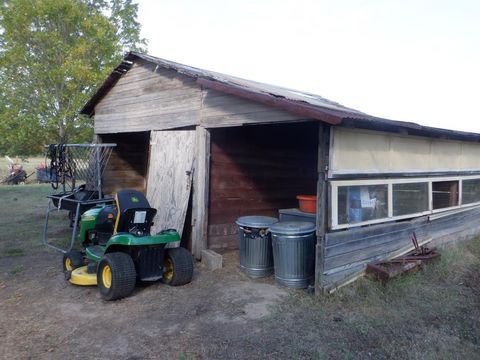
80, 52, 480, 142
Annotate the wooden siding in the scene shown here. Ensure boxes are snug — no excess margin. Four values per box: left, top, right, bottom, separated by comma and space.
208, 123, 318, 250
322, 206, 480, 290
93, 62, 310, 134
200, 89, 307, 128
95, 60, 202, 134
191, 126, 211, 259
99, 132, 149, 194
315, 124, 331, 294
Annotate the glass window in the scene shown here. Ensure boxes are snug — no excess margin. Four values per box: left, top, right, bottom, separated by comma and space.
432, 181, 459, 210
393, 182, 429, 216
338, 184, 388, 224
462, 178, 480, 205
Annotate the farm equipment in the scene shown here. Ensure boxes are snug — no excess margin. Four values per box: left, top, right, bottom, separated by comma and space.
62, 189, 193, 300
43, 143, 116, 251
366, 232, 440, 283
1, 156, 30, 185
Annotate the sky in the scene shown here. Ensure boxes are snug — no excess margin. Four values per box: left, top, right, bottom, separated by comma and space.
136, 0, 480, 133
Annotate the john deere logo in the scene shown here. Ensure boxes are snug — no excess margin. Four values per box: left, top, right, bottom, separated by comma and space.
131, 196, 140, 203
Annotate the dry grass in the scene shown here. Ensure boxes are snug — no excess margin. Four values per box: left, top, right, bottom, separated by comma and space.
256, 238, 480, 359
0, 184, 70, 254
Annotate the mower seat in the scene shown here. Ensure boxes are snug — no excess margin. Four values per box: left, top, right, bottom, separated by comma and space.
114, 189, 157, 236
95, 205, 118, 243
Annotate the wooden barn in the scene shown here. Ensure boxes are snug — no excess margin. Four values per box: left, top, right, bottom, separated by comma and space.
81, 52, 480, 292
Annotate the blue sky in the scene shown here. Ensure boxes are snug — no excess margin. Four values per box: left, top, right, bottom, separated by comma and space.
137, 0, 480, 133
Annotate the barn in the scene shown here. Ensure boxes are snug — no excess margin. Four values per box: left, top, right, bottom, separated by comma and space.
81, 52, 480, 292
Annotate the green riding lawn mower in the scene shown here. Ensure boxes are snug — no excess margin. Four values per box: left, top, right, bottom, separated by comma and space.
62, 189, 193, 300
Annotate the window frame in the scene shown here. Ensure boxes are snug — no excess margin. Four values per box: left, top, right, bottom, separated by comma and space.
331, 175, 480, 230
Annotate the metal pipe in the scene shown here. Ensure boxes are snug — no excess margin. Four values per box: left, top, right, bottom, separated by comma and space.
44, 143, 116, 148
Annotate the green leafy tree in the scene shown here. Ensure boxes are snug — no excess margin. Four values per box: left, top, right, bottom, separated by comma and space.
0, 0, 146, 155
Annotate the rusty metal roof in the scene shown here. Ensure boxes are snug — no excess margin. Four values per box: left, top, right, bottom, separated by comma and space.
80, 52, 480, 142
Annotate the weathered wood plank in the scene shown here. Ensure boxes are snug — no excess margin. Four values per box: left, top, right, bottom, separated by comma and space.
202, 96, 300, 118
94, 63, 202, 134
207, 234, 238, 250
315, 123, 329, 294
96, 96, 202, 119
327, 233, 406, 259
323, 263, 366, 289
324, 234, 413, 270
201, 110, 307, 128
199, 89, 308, 127
325, 219, 423, 247
96, 88, 200, 114
192, 126, 211, 259
99, 76, 198, 103
146, 130, 196, 237
94, 110, 201, 134
102, 65, 197, 93
208, 223, 238, 237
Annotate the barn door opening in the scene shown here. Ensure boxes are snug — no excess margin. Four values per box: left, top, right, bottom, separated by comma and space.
146, 130, 196, 244
208, 122, 319, 250
99, 131, 150, 194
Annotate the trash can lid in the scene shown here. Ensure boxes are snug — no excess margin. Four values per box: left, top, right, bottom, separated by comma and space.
236, 216, 278, 228
269, 221, 316, 235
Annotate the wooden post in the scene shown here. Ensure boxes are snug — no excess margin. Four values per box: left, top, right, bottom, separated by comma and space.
192, 126, 211, 260
315, 124, 330, 295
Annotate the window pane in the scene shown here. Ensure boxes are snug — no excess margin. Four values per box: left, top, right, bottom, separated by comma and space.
462, 179, 480, 204
337, 184, 388, 225
392, 182, 428, 216
432, 181, 458, 209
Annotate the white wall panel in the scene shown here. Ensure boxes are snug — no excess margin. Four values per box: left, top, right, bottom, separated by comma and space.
331, 127, 480, 175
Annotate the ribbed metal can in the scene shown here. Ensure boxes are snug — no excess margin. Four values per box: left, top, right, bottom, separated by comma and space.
236, 216, 278, 278
270, 221, 316, 288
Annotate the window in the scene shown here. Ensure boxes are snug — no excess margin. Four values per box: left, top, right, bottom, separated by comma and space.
331, 176, 480, 230
462, 179, 480, 205
393, 182, 429, 216
432, 181, 458, 209
337, 184, 388, 224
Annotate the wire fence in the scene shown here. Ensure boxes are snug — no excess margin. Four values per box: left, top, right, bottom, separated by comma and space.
46, 143, 115, 196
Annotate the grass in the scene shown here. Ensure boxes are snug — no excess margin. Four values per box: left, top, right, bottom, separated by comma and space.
256, 238, 480, 359
0, 248, 25, 259
0, 184, 71, 254
9, 265, 25, 275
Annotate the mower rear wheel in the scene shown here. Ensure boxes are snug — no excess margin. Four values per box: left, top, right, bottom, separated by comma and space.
97, 252, 136, 301
63, 250, 84, 273
162, 247, 193, 286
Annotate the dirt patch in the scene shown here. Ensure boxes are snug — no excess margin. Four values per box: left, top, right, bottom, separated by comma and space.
0, 250, 290, 359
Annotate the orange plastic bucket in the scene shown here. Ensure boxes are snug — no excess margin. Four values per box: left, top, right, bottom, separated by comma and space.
296, 195, 317, 213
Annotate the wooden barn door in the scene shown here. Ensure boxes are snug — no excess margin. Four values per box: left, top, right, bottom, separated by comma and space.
146, 130, 196, 239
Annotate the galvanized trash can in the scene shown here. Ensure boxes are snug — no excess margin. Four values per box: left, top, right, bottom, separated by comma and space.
270, 221, 316, 288
236, 216, 278, 278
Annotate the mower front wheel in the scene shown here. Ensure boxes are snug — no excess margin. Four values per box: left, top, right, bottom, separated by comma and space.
162, 247, 193, 286
63, 250, 84, 273
97, 252, 136, 301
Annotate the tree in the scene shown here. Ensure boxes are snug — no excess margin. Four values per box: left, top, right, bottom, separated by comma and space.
0, 0, 146, 155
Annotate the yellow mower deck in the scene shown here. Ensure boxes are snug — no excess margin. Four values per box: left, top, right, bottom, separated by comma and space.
70, 266, 97, 286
